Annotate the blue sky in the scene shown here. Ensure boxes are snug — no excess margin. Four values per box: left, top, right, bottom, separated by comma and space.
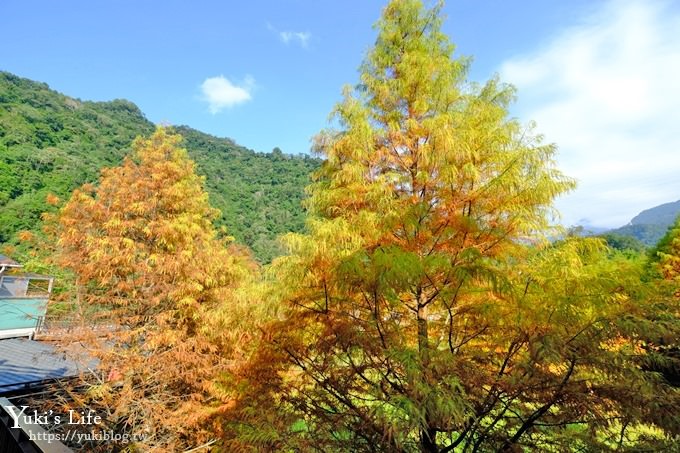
2, 0, 680, 228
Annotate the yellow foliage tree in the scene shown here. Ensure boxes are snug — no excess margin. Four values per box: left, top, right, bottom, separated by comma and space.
657, 216, 680, 286
224, 1, 680, 451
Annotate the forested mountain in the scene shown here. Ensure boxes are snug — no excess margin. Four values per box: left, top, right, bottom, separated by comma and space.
0, 71, 320, 262
631, 200, 680, 226
607, 200, 680, 246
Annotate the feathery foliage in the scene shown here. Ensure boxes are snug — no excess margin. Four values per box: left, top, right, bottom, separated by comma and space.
55, 128, 255, 450
224, 1, 680, 451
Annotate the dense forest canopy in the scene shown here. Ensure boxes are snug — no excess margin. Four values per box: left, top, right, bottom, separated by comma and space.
0, 71, 320, 262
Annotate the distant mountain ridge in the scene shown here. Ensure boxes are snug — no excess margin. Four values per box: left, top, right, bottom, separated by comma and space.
606, 200, 680, 246
629, 200, 680, 226
0, 71, 320, 262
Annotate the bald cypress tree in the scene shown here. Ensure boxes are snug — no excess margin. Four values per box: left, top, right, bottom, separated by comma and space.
225, 1, 680, 451
57, 128, 253, 449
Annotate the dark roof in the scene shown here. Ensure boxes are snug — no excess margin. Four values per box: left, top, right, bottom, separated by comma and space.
0, 255, 21, 267
0, 338, 88, 394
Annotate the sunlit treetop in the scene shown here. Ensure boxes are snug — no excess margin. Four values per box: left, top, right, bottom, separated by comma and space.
309, 0, 575, 264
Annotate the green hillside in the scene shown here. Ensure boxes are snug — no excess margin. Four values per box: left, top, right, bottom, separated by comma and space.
0, 71, 320, 262
176, 126, 319, 262
607, 223, 668, 247
608, 200, 680, 247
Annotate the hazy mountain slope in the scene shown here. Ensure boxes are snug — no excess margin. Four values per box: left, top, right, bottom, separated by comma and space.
630, 200, 680, 227
607, 200, 680, 247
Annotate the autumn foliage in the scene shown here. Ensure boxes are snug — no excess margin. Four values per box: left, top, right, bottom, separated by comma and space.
56, 128, 254, 450
657, 217, 680, 285
221, 1, 680, 451
38, 1, 680, 452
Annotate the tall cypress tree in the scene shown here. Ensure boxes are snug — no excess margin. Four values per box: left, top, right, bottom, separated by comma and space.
225, 1, 680, 451
57, 127, 251, 449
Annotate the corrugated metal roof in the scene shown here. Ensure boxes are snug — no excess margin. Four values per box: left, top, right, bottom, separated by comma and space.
0, 338, 85, 394
0, 255, 21, 267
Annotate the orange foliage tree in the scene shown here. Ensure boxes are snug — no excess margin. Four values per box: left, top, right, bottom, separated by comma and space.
57, 127, 253, 450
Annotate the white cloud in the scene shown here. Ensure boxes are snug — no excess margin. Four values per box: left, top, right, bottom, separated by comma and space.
200, 75, 254, 113
499, 0, 680, 228
280, 30, 311, 48
267, 22, 311, 48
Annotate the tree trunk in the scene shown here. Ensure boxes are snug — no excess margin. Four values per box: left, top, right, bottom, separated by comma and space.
417, 293, 438, 452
